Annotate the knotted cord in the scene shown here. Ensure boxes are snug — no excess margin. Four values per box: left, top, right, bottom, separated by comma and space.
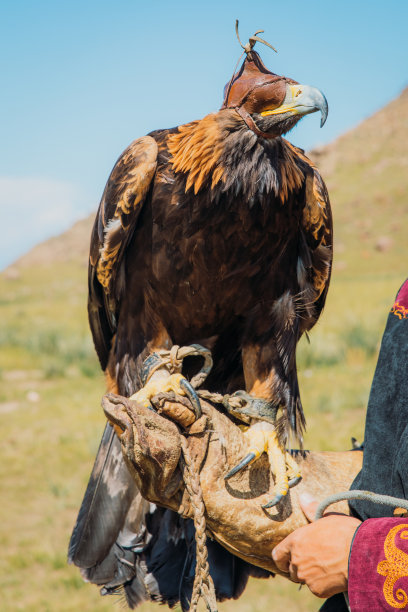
222, 20, 278, 110
145, 344, 219, 611
144, 344, 255, 420
180, 437, 218, 612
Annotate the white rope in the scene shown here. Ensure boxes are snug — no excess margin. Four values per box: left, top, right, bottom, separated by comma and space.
315, 490, 408, 520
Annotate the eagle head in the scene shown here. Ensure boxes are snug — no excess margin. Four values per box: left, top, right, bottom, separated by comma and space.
221, 50, 328, 138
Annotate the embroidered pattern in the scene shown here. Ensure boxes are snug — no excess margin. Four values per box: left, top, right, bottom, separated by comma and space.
377, 524, 408, 608
391, 302, 408, 320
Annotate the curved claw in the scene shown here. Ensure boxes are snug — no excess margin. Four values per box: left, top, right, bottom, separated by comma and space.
179, 378, 202, 420
140, 352, 163, 386
262, 492, 285, 509
224, 452, 256, 480
288, 475, 302, 488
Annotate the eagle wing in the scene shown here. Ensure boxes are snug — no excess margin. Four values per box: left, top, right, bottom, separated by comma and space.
69, 136, 158, 587
300, 157, 333, 323
70, 131, 271, 608
268, 143, 332, 438
88, 135, 158, 369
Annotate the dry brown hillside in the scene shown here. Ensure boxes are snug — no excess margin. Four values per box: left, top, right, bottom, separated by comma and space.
13, 214, 94, 269
310, 86, 408, 276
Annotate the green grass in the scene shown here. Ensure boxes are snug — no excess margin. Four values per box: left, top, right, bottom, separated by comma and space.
0, 256, 398, 611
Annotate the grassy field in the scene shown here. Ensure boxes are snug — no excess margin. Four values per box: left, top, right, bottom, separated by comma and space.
1, 89, 407, 611
0, 251, 395, 612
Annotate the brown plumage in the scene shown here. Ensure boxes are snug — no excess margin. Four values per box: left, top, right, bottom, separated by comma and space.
90, 107, 331, 438
69, 48, 332, 608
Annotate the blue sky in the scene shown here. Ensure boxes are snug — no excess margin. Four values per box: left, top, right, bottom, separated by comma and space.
1, 0, 407, 269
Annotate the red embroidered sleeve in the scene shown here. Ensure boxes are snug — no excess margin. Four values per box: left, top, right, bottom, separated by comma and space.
348, 518, 408, 611
391, 280, 408, 319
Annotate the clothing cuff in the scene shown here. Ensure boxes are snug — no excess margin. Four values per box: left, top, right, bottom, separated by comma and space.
348, 517, 408, 611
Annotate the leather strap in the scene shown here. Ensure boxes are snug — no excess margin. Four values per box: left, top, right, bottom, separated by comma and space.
236, 106, 274, 139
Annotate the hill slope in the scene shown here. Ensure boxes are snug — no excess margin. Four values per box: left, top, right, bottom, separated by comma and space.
11, 87, 408, 276
11, 214, 94, 270
311, 86, 408, 276
1, 89, 408, 611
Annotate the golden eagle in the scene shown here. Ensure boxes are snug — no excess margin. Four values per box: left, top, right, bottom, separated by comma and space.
69, 31, 331, 608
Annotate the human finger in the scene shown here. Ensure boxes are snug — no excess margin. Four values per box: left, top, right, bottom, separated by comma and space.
288, 561, 304, 584
271, 536, 293, 573
298, 492, 320, 522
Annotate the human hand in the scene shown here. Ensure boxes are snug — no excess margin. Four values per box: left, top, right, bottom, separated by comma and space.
271, 492, 362, 598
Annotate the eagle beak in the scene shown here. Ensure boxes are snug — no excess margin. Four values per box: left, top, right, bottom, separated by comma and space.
261, 84, 328, 127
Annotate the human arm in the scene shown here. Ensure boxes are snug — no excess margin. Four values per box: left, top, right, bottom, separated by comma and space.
273, 494, 408, 611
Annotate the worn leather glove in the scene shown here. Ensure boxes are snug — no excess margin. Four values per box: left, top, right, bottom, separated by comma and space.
103, 392, 362, 576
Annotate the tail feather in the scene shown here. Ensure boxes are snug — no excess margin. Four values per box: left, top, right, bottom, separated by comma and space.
69, 425, 272, 609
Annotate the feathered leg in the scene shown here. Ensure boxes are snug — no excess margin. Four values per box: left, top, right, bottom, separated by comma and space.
224, 332, 303, 507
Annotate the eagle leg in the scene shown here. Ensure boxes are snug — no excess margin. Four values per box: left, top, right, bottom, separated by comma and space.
130, 372, 202, 419
224, 422, 301, 508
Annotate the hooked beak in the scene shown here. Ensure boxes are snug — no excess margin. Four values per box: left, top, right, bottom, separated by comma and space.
261, 83, 328, 127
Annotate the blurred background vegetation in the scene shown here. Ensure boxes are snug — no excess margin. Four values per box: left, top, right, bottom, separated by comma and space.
0, 89, 407, 610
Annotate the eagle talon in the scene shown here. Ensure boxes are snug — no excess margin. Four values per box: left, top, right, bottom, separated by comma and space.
130, 373, 200, 418
262, 492, 285, 509
224, 452, 257, 480
288, 475, 302, 488
224, 424, 301, 509
179, 378, 202, 419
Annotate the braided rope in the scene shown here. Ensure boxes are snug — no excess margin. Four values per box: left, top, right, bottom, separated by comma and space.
180, 436, 218, 612
143, 343, 249, 611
